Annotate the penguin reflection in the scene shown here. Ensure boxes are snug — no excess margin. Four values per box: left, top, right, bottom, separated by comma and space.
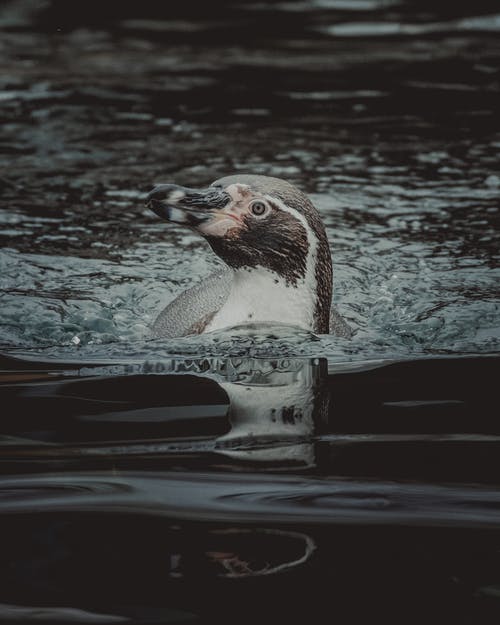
180, 358, 324, 578
171, 528, 315, 580
211, 357, 328, 468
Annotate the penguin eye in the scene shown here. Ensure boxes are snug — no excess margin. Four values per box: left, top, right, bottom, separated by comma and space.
250, 201, 268, 217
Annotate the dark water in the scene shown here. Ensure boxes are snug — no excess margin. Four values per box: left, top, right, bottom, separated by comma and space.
2, 354, 500, 624
1, 0, 500, 623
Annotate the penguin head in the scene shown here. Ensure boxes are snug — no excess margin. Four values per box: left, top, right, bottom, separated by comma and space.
146, 174, 331, 294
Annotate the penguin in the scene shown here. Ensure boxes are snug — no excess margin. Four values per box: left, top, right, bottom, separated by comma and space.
145, 174, 352, 339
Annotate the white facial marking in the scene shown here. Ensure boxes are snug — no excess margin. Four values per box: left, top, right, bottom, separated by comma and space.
169, 206, 190, 223
168, 189, 186, 203
225, 183, 252, 202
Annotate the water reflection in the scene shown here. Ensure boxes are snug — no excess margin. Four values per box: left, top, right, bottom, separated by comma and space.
2, 352, 500, 484
2, 355, 500, 622
0, 358, 324, 605
171, 528, 315, 579
0, 355, 328, 469
0, 603, 130, 623
215, 357, 327, 467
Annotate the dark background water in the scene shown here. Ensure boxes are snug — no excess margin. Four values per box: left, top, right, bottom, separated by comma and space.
1, 0, 500, 623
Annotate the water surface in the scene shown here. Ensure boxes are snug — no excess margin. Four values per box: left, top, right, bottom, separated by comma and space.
1, 0, 499, 362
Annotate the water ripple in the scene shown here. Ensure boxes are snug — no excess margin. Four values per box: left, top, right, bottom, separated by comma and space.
2, 472, 500, 529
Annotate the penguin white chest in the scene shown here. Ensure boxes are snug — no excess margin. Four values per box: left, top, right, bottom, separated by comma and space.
205, 268, 316, 332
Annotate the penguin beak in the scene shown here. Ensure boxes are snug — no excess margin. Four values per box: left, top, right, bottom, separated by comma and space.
145, 184, 231, 228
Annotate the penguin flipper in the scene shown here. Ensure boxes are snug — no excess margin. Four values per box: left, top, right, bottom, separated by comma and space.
151, 270, 232, 339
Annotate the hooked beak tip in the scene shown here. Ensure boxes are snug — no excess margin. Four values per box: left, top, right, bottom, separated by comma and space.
144, 183, 232, 229
145, 184, 183, 208
147, 197, 168, 219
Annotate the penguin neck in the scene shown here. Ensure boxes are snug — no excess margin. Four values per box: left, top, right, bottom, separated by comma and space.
205, 266, 317, 333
